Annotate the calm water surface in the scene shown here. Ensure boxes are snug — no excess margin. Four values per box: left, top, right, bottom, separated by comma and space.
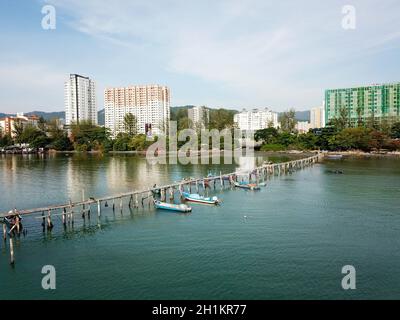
0, 153, 399, 299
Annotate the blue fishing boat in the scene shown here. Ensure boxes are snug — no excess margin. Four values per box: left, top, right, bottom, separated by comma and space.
182, 192, 220, 205
234, 182, 261, 191
153, 200, 192, 213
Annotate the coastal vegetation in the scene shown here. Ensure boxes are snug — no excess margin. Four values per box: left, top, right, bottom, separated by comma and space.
1, 109, 400, 153
256, 110, 400, 152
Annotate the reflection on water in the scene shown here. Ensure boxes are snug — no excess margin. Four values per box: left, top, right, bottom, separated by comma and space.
2, 154, 399, 300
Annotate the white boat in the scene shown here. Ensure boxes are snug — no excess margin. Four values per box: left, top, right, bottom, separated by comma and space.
153, 200, 192, 213
182, 192, 220, 205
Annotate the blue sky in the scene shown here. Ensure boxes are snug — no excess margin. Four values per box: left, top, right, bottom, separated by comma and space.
0, 0, 399, 113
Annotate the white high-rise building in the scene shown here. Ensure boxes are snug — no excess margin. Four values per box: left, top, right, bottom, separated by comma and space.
310, 105, 325, 129
233, 108, 279, 131
64, 74, 97, 126
104, 84, 170, 137
188, 106, 210, 129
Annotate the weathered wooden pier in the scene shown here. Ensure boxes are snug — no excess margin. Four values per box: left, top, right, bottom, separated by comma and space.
0, 153, 323, 265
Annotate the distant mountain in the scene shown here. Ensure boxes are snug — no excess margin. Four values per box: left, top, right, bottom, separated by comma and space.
0, 111, 64, 120
1, 108, 310, 125
98, 109, 105, 126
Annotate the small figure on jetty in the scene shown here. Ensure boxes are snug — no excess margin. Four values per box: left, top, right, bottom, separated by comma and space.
4, 209, 23, 236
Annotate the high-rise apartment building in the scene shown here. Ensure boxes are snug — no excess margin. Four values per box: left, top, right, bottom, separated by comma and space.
234, 108, 279, 131
310, 105, 325, 129
188, 106, 210, 129
64, 74, 97, 126
104, 84, 170, 137
325, 82, 400, 126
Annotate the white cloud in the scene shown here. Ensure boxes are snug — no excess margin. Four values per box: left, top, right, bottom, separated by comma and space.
13, 0, 400, 111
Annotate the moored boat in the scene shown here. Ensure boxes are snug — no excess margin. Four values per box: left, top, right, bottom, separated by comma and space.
153, 200, 192, 213
234, 182, 261, 191
326, 154, 343, 159
181, 192, 220, 205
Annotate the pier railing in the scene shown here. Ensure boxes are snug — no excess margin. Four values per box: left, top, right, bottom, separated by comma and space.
0, 153, 322, 265
0, 153, 322, 220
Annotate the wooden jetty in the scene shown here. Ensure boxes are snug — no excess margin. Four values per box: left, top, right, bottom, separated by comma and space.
0, 153, 323, 264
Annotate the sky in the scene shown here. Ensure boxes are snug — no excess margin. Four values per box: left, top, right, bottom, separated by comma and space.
0, 0, 399, 113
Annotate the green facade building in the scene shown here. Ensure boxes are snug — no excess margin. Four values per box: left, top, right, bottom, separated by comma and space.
325, 82, 400, 126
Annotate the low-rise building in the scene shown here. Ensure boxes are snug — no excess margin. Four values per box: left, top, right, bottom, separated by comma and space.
0, 113, 40, 138
296, 121, 312, 134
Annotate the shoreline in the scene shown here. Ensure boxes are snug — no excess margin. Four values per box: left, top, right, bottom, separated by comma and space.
1, 149, 400, 158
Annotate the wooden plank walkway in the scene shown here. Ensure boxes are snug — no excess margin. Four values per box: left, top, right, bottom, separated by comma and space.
0, 153, 323, 219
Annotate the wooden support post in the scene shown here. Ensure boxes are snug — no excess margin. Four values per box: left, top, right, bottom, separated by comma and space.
3, 223, 6, 242
82, 189, 85, 218
148, 192, 152, 208
135, 194, 139, 208
112, 199, 115, 211
62, 208, 67, 226
220, 172, 223, 189
97, 200, 101, 217
120, 197, 123, 211
196, 181, 199, 193
69, 200, 74, 225
15, 215, 20, 235
129, 195, 133, 208
9, 236, 15, 265
47, 210, 53, 230
41, 212, 46, 231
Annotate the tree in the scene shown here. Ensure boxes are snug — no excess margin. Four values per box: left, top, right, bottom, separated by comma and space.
70, 120, 111, 151
254, 127, 278, 144
0, 134, 13, 147
12, 119, 25, 142
368, 130, 388, 151
356, 106, 363, 128
178, 117, 193, 131
122, 113, 137, 137
38, 116, 47, 132
329, 128, 371, 151
391, 122, 400, 139
15, 125, 48, 146
279, 109, 297, 133
113, 133, 131, 151
50, 135, 73, 151
331, 107, 350, 131
209, 108, 236, 130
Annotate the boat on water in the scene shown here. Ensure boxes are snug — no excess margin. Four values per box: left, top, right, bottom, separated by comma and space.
181, 192, 220, 205
326, 154, 343, 159
234, 182, 261, 191
153, 200, 192, 213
